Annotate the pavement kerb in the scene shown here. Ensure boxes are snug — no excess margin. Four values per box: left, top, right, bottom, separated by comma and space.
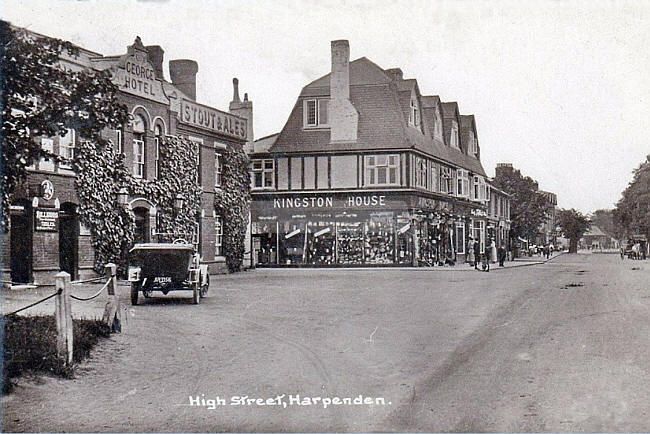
235, 252, 566, 273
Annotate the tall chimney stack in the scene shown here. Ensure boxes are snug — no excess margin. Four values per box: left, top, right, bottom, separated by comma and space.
329, 40, 358, 143
145, 45, 164, 80
229, 77, 254, 150
169, 59, 198, 100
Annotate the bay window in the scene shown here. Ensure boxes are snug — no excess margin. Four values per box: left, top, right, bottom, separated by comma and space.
440, 166, 453, 194
472, 175, 488, 202
415, 156, 428, 188
430, 162, 439, 192
364, 154, 400, 186
457, 169, 470, 198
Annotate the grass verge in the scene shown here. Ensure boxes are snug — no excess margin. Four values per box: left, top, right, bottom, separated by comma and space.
2, 315, 110, 393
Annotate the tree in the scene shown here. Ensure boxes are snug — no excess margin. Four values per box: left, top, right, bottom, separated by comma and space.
557, 208, 591, 253
1, 20, 128, 230
614, 156, 650, 242
590, 209, 621, 241
493, 166, 549, 247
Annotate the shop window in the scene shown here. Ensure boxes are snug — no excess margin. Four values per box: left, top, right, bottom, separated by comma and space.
251, 159, 274, 189
304, 99, 329, 127
214, 152, 222, 188
456, 222, 465, 254
215, 215, 223, 257
39, 138, 55, 171
457, 169, 470, 198
364, 154, 400, 186
472, 220, 486, 253
59, 128, 75, 172
415, 157, 428, 189
364, 213, 395, 264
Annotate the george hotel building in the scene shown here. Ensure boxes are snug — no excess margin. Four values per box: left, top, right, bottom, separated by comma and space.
248, 40, 509, 267
3, 29, 252, 284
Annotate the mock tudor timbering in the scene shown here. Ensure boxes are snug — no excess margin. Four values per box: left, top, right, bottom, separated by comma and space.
248, 40, 510, 267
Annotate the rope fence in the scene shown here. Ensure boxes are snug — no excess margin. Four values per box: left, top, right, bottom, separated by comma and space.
3, 288, 62, 317
70, 279, 111, 301
2, 263, 122, 366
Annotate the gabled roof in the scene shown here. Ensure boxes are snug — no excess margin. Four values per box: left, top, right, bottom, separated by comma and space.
302, 57, 391, 92
584, 226, 607, 237
269, 55, 487, 176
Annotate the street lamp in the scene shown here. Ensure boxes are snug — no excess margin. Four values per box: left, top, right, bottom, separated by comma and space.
173, 193, 185, 213
116, 187, 129, 208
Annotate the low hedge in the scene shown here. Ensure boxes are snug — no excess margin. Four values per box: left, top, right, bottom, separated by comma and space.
2, 315, 110, 393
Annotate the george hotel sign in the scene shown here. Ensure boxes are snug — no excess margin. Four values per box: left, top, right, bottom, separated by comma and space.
112, 38, 169, 105
178, 99, 248, 141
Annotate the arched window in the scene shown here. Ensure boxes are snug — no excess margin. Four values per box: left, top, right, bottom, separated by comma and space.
132, 114, 147, 179
154, 123, 163, 178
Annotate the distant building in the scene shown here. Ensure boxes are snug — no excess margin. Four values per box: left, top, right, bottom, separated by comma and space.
580, 226, 619, 250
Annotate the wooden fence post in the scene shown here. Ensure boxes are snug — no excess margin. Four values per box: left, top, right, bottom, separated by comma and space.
55, 271, 73, 365
102, 263, 121, 333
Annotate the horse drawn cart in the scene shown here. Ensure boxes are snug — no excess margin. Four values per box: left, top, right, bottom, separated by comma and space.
127, 241, 209, 305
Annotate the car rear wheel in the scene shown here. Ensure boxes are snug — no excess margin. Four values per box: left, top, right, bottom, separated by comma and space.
200, 274, 209, 298
192, 282, 200, 305
131, 282, 140, 305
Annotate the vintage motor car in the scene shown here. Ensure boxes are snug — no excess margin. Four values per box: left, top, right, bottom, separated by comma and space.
127, 242, 209, 305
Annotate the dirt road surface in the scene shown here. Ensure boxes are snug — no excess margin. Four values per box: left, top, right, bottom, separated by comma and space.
2, 254, 649, 432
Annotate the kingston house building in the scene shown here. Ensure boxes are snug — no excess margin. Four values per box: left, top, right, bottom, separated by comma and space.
248, 40, 506, 267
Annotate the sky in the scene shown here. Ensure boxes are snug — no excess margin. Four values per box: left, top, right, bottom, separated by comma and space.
2, 0, 649, 213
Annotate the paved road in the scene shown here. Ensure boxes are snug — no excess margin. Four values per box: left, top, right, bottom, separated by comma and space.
3, 254, 649, 432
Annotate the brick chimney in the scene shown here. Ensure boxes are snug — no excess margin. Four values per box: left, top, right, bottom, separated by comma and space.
145, 45, 164, 80
229, 77, 254, 150
169, 59, 198, 100
329, 40, 358, 143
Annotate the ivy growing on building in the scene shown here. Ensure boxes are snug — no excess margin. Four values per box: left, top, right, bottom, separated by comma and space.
74, 136, 201, 273
214, 145, 251, 272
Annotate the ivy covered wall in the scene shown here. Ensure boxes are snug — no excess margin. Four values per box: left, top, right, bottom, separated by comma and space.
74, 135, 202, 273
214, 145, 251, 272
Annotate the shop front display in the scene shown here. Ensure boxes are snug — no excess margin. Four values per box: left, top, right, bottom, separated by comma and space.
251, 193, 484, 268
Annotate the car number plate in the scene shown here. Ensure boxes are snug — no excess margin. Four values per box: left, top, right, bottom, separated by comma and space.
154, 277, 172, 283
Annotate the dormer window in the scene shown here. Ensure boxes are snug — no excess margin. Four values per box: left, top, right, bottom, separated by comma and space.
304, 99, 329, 128
409, 97, 420, 127
450, 121, 460, 149
433, 109, 443, 141
468, 131, 478, 157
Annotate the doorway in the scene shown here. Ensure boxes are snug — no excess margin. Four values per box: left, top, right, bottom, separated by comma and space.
59, 203, 78, 280
10, 203, 33, 283
134, 207, 150, 244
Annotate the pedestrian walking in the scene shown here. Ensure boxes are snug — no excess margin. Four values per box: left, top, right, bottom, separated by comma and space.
620, 246, 625, 260
473, 239, 481, 270
544, 244, 550, 259
490, 238, 497, 263
498, 243, 507, 267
